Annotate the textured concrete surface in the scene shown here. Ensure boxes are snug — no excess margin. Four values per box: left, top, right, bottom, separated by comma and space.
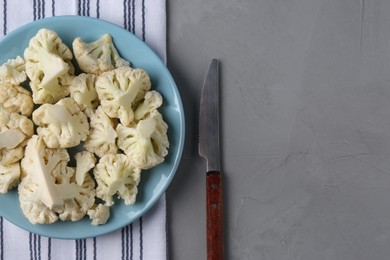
166, 0, 390, 259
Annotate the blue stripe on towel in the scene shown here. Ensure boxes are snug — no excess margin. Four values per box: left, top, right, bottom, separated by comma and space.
2, 0, 7, 35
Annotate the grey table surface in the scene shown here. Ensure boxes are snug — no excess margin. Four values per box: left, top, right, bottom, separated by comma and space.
166, 0, 390, 259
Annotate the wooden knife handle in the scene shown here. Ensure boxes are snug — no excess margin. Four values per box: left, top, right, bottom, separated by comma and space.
206, 171, 224, 260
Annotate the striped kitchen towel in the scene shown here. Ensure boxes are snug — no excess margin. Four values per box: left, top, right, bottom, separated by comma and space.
0, 1, 168, 259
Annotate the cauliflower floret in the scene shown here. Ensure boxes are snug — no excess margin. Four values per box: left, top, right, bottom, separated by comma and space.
74, 151, 96, 186
26, 29, 73, 60
0, 82, 34, 116
69, 73, 99, 116
32, 98, 89, 148
134, 90, 163, 121
84, 106, 118, 157
87, 204, 110, 225
94, 154, 141, 206
72, 34, 130, 75
24, 29, 74, 104
55, 166, 96, 222
96, 67, 151, 126
0, 162, 20, 193
117, 110, 169, 169
19, 136, 95, 224
0, 56, 27, 85
0, 110, 34, 165
19, 135, 70, 224
18, 177, 59, 224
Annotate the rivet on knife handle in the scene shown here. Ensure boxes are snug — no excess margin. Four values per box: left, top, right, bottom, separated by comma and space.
207, 171, 224, 260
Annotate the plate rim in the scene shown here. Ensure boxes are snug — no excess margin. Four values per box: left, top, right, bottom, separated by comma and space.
0, 15, 185, 239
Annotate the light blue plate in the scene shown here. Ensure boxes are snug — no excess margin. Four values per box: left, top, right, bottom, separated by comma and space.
0, 16, 184, 239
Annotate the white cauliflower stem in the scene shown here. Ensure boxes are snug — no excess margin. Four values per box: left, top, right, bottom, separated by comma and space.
19, 136, 96, 224
32, 98, 89, 148
96, 67, 151, 126
24, 29, 74, 104
73, 34, 130, 75
55, 166, 96, 222
69, 73, 99, 116
84, 106, 118, 157
75, 151, 96, 186
0, 110, 34, 165
117, 110, 169, 169
0, 82, 34, 116
18, 178, 59, 224
0, 56, 27, 85
21, 136, 69, 210
94, 154, 141, 206
19, 135, 70, 224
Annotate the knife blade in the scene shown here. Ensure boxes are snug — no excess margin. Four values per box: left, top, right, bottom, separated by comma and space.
199, 59, 224, 260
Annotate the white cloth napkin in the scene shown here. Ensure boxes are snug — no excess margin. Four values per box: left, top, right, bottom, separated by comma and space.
0, 1, 167, 259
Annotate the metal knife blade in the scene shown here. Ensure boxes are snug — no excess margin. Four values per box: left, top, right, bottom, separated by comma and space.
199, 59, 220, 172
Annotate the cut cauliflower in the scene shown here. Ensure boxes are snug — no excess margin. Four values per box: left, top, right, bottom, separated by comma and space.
0, 163, 20, 193
0, 82, 34, 116
96, 67, 151, 126
94, 154, 141, 206
19, 135, 70, 224
72, 34, 130, 75
88, 204, 110, 225
117, 110, 169, 169
0, 110, 34, 165
69, 73, 99, 116
0, 29, 172, 226
24, 28, 74, 104
32, 98, 89, 148
19, 136, 95, 224
0, 56, 27, 85
74, 151, 96, 186
134, 90, 163, 121
18, 178, 59, 224
26, 29, 73, 60
55, 166, 96, 222
84, 106, 118, 157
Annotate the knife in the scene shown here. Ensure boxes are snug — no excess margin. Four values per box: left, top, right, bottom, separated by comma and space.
199, 59, 224, 260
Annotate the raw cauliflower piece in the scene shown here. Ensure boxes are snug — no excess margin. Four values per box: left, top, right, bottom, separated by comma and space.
55, 166, 96, 222
69, 73, 99, 116
134, 90, 163, 121
88, 204, 110, 225
72, 34, 130, 75
117, 110, 169, 169
84, 106, 118, 157
32, 98, 89, 148
19, 135, 70, 224
26, 29, 73, 60
96, 67, 151, 126
19, 136, 96, 224
0, 110, 34, 165
0, 56, 27, 85
0, 82, 34, 116
18, 178, 59, 224
24, 28, 74, 104
74, 151, 96, 186
0, 163, 20, 193
94, 154, 141, 206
